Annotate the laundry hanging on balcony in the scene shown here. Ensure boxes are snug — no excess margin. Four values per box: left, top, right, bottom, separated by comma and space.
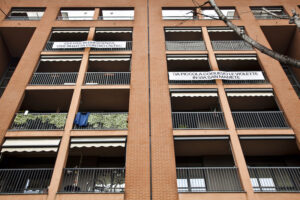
74, 112, 90, 127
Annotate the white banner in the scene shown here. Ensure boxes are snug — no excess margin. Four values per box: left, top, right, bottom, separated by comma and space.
52, 41, 127, 49
169, 71, 265, 80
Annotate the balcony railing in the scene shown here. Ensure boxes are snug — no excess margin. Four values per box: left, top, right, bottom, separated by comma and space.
98, 16, 134, 20
177, 167, 243, 192
9, 113, 68, 130
253, 14, 289, 20
166, 41, 206, 51
91, 41, 132, 51
0, 168, 53, 194
232, 111, 289, 129
73, 112, 128, 130
30, 72, 78, 85
172, 112, 226, 129
85, 72, 130, 85
6, 16, 42, 20
169, 79, 216, 85
248, 167, 300, 192
59, 168, 125, 193
211, 40, 253, 51
45, 41, 85, 51
57, 16, 94, 20
163, 16, 198, 20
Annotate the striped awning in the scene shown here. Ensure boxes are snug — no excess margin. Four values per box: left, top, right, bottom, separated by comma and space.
165, 27, 202, 32
96, 28, 132, 33
40, 55, 83, 62
171, 92, 218, 97
70, 137, 126, 148
1, 138, 61, 153
89, 55, 131, 61
52, 28, 89, 34
227, 92, 273, 97
216, 54, 257, 60
207, 26, 244, 32
167, 55, 207, 61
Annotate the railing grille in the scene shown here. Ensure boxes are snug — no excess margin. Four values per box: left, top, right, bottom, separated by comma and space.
73, 112, 128, 130
30, 72, 78, 85
59, 168, 125, 193
248, 167, 300, 192
253, 14, 289, 19
45, 41, 85, 51
166, 41, 206, 51
232, 111, 289, 129
6, 16, 42, 20
0, 168, 53, 194
85, 72, 130, 85
172, 112, 226, 129
176, 167, 243, 192
9, 113, 68, 130
211, 40, 253, 51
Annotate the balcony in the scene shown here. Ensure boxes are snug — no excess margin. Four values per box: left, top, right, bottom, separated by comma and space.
99, 8, 134, 20
29, 55, 81, 85
167, 54, 214, 84
240, 135, 300, 192
73, 89, 129, 130
45, 28, 89, 51
9, 90, 72, 131
59, 137, 126, 193
162, 8, 197, 20
201, 7, 239, 20
208, 27, 253, 51
6, 7, 45, 20
251, 7, 289, 20
91, 28, 132, 51
0, 138, 58, 194
216, 54, 268, 84
226, 89, 289, 129
165, 28, 206, 51
171, 89, 226, 129
175, 136, 243, 192
57, 8, 95, 20
85, 55, 131, 85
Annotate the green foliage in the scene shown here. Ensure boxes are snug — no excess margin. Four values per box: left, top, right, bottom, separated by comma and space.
87, 113, 128, 129
13, 113, 67, 129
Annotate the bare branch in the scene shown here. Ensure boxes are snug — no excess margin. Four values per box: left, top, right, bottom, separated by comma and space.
207, 0, 300, 68
290, 9, 300, 28
262, 7, 285, 19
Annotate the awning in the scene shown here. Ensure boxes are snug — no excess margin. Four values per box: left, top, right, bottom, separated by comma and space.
52, 28, 89, 33
165, 27, 202, 32
227, 92, 273, 97
207, 26, 244, 32
96, 28, 132, 33
89, 55, 131, 61
216, 54, 257, 60
40, 55, 83, 62
70, 137, 126, 148
1, 138, 61, 153
167, 55, 207, 61
174, 136, 229, 140
171, 92, 218, 97
239, 135, 295, 140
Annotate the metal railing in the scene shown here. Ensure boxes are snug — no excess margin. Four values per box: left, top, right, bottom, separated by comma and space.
6, 16, 42, 20
211, 40, 253, 51
45, 41, 85, 51
73, 112, 128, 130
57, 16, 94, 20
248, 167, 300, 192
176, 167, 243, 192
163, 16, 198, 20
0, 168, 53, 194
85, 72, 130, 85
223, 78, 269, 84
232, 111, 289, 129
59, 168, 125, 193
172, 112, 226, 129
30, 72, 78, 85
169, 79, 215, 85
9, 113, 68, 130
91, 41, 132, 51
166, 41, 206, 51
98, 16, 134, 20
253, 14, 289, 19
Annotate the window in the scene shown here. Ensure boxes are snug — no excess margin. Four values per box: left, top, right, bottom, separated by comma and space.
177, 178, 206, 192
251, 178, 276, 191
7, 7, 45, 20
162, 8, 196, 20
201, 7, 238, 19
58, 8, 95, 20
250, 6, 289, 19
100, 9, 134, 20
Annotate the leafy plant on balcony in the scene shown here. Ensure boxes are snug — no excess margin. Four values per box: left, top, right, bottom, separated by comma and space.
87, 113, 128, 129
13, 113, 67, 129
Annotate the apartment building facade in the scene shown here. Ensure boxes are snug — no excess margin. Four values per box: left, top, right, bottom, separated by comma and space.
0, 0, 299, 200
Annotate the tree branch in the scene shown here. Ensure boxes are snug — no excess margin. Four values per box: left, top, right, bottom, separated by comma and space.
204, 0, 300, 68
261, 7, 286, 19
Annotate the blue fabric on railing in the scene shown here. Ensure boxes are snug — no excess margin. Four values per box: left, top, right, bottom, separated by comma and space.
74, 112, 90, 127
